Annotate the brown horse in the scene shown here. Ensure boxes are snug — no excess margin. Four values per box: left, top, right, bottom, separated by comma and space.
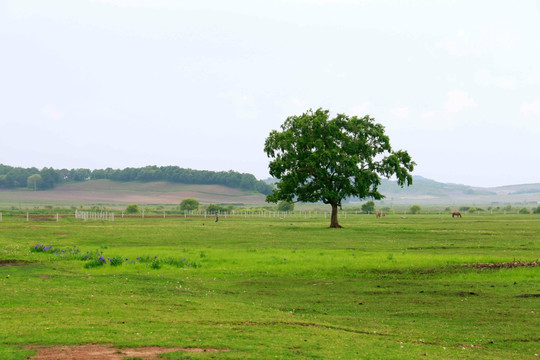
452, 212, 462, 218
376, 212, 381, 218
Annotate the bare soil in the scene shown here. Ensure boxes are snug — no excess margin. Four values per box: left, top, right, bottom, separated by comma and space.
465, 261, 539, 269
26, 344, 229, 360
0, 259, 32, 267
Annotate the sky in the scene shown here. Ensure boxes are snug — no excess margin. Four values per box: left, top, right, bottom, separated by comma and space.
1, 0, 539, 188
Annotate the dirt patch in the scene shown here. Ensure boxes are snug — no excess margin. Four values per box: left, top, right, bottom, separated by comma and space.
517, 294, 540, 298
0, 259, 32, 267
27, 344, 229, 360
53, 233, 69, 236
464, 261, 539, 269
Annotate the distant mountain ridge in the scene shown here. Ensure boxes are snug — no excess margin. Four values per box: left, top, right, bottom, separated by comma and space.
264, 175, 540, 206
0, 164, 273, 195
372, 176, 540, 205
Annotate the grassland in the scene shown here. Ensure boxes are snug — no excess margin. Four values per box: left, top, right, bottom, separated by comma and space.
0, 213, 539, 359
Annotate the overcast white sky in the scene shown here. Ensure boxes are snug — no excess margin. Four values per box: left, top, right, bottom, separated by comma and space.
1, 0, 539, 187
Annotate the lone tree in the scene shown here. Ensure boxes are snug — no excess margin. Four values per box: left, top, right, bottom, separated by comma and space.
180, 198, 199, 211
361, 200, 375, 214
264, 108, 415, 228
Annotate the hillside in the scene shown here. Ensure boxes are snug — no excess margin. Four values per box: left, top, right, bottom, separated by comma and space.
366, 176, 540, 206
0, 180, 266, 207
1, 176, 539, 208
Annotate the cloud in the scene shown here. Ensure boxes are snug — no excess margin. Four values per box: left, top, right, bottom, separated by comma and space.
283, 0, 372, 4
437, 26, 520, 57
219, 92, 258, 120
420, 111, 436, 119
40, 105, 64, 120
349, 102, 371, 116
444, 90, 477, 113
389, 107, 410, 120
474, 69, 517, 89
520, 99, 540, 117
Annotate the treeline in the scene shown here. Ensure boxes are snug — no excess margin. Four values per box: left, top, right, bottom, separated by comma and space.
0, 164, 273, 194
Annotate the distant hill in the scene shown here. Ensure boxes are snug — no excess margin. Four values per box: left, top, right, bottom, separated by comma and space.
0, 180, 266, 207
363, 176, 540, 206
0, 164, 273, 194
265, 175, 540, 206
2, 171, 539, 208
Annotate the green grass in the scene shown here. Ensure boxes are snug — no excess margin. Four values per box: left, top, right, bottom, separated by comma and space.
0, 214, 539, 359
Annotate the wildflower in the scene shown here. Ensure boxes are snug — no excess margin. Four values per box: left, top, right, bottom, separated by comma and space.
98, 256, 106, 263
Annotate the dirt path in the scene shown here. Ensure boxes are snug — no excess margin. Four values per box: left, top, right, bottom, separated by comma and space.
27, 344, 228, 360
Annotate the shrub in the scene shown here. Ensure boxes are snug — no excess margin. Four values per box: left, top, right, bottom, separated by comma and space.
180, 198, 199, 211
519, 207, 530, 214
277, 201, 294, 212
533, 206, 540, 214
108, 256, 124, 266
409, 205, 421, 214
206, 204, 227, 214
31, 244, 55, 253
125, 204, 140, 214
361, 201, 375, 214
84, 256, 107, 269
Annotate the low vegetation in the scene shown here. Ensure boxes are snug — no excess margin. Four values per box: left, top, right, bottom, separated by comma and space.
0, 213, 538, 359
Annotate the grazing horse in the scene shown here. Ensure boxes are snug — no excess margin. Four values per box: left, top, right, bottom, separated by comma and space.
452, 212, 462, 218
376, 212, 381, 218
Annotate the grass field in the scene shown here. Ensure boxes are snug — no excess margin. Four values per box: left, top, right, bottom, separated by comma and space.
0, 213, 539, 359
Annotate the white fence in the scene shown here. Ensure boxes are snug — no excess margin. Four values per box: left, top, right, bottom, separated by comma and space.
75, 210, 114, 221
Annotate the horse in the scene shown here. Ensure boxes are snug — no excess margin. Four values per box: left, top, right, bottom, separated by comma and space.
452, 212, 462, 218
376, 212, 381, 218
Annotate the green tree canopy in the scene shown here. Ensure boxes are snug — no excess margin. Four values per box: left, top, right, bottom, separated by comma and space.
277, 200, 294, 212
361, 200, 375, 214
409, 205, 421, 214
205, 204, 226, 214
265, 108, 414, 228
180, 198, 199, 211
27, 174, 42, 191
125, 204, 140, 214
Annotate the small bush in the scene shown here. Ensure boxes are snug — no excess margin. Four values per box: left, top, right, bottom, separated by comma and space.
519, 207, 530, 214
84, 256, 106, 269
108, 256, 124, 266
150, 259, 161, 269
409, 205, 421, 214
125, 204, 140, 214
31, 244, 55, 253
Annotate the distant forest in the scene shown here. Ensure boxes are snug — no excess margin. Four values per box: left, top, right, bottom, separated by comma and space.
0, 164, 273, 194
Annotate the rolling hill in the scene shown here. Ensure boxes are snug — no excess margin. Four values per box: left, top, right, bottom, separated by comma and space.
361, 176, 540, 206
0, 180, 266, 207
1, 176, 539, 208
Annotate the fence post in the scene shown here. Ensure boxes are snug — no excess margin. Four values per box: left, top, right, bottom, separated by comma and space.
27, 212, 29, 222
0, 212, 2, 222
56, 213, 59, 222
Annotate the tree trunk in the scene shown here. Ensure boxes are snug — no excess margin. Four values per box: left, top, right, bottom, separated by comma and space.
329, 203, 342, 228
